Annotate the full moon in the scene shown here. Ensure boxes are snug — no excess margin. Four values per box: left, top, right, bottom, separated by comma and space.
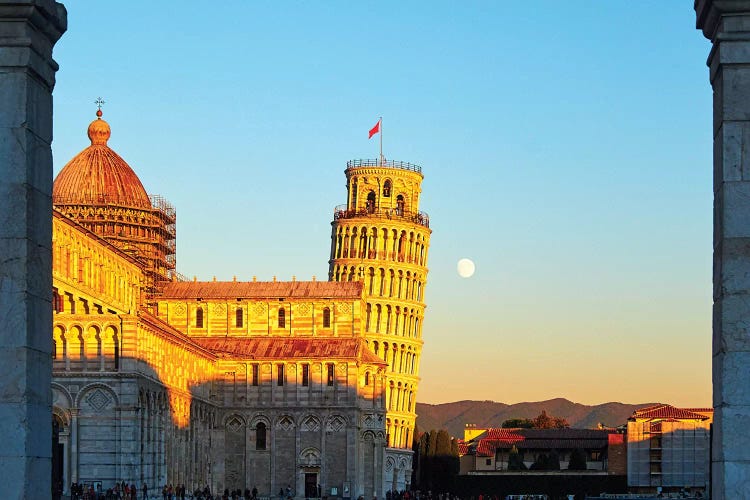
457, 258, 475, 278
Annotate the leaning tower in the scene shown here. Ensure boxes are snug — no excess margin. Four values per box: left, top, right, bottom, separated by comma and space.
329, 158, 430, 490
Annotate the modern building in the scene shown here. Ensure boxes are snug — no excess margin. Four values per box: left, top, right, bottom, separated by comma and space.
626, 404, 712, 496
49, 110, 430, 497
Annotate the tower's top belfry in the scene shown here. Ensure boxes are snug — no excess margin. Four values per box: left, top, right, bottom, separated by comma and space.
333, 159, 429, 231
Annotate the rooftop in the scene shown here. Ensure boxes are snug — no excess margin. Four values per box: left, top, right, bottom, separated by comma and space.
629, 404, 712, 421
160, 280, 363, 300
191, 337, 384, 364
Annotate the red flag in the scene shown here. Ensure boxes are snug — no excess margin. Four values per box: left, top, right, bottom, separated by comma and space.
369, 119, 381, 139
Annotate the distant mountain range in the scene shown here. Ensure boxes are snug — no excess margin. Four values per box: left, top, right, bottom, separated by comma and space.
415, 398, 660, 439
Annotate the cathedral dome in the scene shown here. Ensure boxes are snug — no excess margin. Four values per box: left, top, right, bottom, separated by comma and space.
53, 110, 151, 209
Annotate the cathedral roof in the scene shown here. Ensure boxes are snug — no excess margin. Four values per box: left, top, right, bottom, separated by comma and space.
160, 280, 363, 299
191, 337, 385, 364
53, 110, 152, 209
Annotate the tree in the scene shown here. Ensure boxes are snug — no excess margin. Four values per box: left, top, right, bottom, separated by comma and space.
411, 425, 422, 488
532, 410, 569, 429
568, 448, 588, 471
547, 451, 561, 471
507, 445, 526, 471
501, 411, 569, 430
530, 453, 548, 470
501, 418, 534, 428
414, 429, 459, 493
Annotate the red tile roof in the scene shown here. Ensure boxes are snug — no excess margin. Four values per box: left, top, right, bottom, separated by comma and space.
468, 428, 613, 456
190, 336, 385, 365
160, 280, 363, 299
630, 404, 711, 421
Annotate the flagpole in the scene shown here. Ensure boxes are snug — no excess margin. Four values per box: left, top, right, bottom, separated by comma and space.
379, 117, 383, 165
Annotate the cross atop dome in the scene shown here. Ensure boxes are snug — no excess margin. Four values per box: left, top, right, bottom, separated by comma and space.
95, 96, 105, 118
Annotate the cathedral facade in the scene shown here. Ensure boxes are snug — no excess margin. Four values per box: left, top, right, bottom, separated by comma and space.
49, 111, 430, 497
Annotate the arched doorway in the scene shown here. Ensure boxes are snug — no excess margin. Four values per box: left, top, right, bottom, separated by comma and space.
52, 414, 64, 499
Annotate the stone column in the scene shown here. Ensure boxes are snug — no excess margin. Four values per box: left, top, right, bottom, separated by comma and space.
696, 1, 750, 497
0, 2, 66, 498
70, 409, 79, 484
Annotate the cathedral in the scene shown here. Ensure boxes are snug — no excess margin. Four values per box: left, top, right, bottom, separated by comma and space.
50, 109, 431, 498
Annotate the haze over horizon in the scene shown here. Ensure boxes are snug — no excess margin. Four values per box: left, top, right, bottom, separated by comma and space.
51, 2, 712, 408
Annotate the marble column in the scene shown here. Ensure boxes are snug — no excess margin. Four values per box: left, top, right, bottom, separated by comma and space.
695, 1, 750, 497
0, 1, 66, 498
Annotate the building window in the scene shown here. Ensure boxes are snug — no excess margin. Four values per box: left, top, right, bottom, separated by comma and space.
396, 195, 405, 215
277, 364, 285, 386
485, 459, 492, 466
367, 191, 376, 213
236, 307, 243, 328
383, 180, 391, 197
252, 364, 259, 386
52, 289, 61, 313
365, 372, 370, 386
327, 363, 335, 386
366, 303, 372, 331
256, 422, 267, 450
302, 364, 310, 387
196, 307, 203, 328
323, 307, 331, 328
278, 308, 286, 328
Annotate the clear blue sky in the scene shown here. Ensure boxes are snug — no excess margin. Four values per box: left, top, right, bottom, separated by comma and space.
52, 2, 713, 407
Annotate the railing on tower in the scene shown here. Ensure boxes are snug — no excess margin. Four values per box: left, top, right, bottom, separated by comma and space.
346, 159, 422, 174
333, 204, 430, 229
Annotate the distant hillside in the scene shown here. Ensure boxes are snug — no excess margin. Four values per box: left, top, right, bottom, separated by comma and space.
415, 398, 660, 439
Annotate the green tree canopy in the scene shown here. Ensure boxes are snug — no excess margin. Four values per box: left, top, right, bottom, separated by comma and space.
501, 418, 534, 428
501, 411, 570, 429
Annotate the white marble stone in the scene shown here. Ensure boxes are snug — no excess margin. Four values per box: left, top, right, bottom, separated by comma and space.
696, 1, 750, 497
0, 2, 66, 499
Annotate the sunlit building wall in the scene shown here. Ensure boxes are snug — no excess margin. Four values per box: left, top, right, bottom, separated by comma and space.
626, 405, 712, 495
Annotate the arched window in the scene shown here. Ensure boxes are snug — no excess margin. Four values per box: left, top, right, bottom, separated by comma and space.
365, 372, 370, 386
256, 422, 267, 450
383, 180, 391, 197
376, 305, 382, 333
366, 191, 376, 213
396, 195, 405, 215
278, 308, 286, 328
366, 303, 372, 331
196, 308, 203, 328
52, 289, 61, 313
235, 307, 243, 328
322, 307, 331, 328
351, 180, 358, 209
